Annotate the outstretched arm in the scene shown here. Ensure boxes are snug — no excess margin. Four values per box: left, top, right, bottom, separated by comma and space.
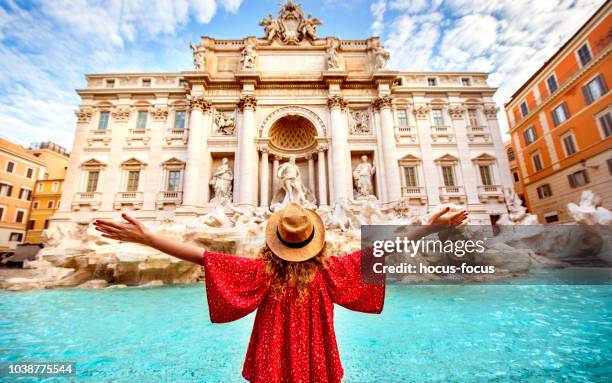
93, 214, 203, 265
397, 207, 469, 241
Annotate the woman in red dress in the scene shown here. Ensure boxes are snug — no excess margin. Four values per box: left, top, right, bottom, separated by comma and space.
94, 203, 466, 382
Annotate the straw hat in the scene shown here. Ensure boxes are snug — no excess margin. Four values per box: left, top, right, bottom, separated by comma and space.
265, 203, 326, 262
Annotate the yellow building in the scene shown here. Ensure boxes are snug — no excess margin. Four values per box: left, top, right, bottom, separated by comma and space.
0, 139, 46, 252
25, 142, 69, 244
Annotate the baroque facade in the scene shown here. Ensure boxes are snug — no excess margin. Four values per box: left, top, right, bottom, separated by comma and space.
55, 2, 512, 226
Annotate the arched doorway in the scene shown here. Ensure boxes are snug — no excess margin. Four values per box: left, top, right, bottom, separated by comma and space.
258, 108, 328, 207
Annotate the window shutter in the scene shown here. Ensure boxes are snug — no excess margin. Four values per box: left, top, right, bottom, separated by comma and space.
551, 110, 559, 127
583, 170, 589, 184
562, 102, 569, 119
596, 74, 608, 94
582, 85, 593, 105
568, 174, 575, 188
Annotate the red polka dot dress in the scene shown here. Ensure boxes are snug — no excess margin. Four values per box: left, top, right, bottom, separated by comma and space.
202, 250, 385, 383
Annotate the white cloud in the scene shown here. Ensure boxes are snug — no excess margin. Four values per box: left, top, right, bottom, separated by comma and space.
370, 0, 386, 36
0, 0, 243, 148
375, 0, 605, 136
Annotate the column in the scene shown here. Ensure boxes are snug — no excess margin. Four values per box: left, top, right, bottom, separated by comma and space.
272, 155, 280, 197
327, 95, 349, 203
372, 108, 388, 203
307, 154, 316, 194
260, 146, 269, 207
237, 95, 257, 206
182, 96, 210, 208
317, 144, 328, 206
414, 102, 440, 206
375, 96, 402, 202
448, 103, 479, 205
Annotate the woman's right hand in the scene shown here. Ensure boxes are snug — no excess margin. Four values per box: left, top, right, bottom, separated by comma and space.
93, 213, 154, 245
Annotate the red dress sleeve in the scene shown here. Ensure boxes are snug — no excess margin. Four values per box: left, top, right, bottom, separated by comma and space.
202, 251, 270, 323
322, 250, 385, 314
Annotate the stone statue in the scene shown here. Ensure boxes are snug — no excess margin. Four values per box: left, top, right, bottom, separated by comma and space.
567, 190, 612, 225
327, 40, 340, 70
301, 14, 322, 41
271, 155, 316, 210
349, 110, 369, 134
353, 155, 376, 198
213, 111, 235, 135
373, 43, 390, 70
497, 189, 538, 225
240, 40, 257, 70
209, 158, 233, 205
259, 13, 280, 41
189, 41, 206, 70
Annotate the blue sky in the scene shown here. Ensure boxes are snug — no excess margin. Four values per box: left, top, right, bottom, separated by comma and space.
0, 0, 605, 149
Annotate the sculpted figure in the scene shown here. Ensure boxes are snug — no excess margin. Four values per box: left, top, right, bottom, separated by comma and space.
301, 14, 322, 41
373, 43, 390, 70
209, 158, 233, 205
240, 40, 257, 70
271, 155, 316, 210
189, 41, 206, 70
259, 14, 280, 41
327, 40, 340, 70
353, 155, 376, 198
214, 112, 235, 135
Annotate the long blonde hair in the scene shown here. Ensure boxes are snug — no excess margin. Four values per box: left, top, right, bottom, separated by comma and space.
258, 244, 329, 302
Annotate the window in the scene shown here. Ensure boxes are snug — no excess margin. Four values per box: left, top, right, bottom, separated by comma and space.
536, 184, 552, 199
126, 170, 140, 192
545, 214, 559, 223
467, 109, 479, 127
86, 171, 99, 192
427, 77, 437, 86
546, 75, 558, 94
37, 183, 43, 192
26, 168, 34, 178
15, 210, 25, 223
98, 111, 110, 130
52, 181, 59, 192
523, 126, 537, 145
19, 188, 32, 200
599, 112, 612, 138
167, 170, 181, 191
396, 109, 409, 126
582, 74, 608, 104
106, 79, 115, 88
461, 78, 471, 86
562, 134, 577, 156
0, 206, 4, 220
136, 111, 148, 130
513, 171, 519, 183
532, 153, 543, 172
520, 101, 529, 117
432, 109, 444, 126
479, 165, 493, 186
9, 233, 23, 242
403, 167, 418, 187
441, 166, 455, 186
179, 79, 187, 87
577, 43, 592, 66
608, 158, 612, 175
551, 102, 569, 127
174, 111, 186, 129
0, 183, 13, 197
32, 201, 39, 209
5, 161, 14, 173
142, 79, 151, 87
44, 219, 50, 229
27, 220, 35, 230
47, 200, 54, 209
507, 147, 515, 161
568, 169, 589, 188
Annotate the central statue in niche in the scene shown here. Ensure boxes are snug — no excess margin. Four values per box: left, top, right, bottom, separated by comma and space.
271, 155, 316, 211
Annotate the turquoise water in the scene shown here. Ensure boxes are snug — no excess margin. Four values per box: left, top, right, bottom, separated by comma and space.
1, 279, 611, 382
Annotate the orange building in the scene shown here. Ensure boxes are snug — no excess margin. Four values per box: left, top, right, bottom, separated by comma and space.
0, 139, 46, 252
505, 3, 611, 223
25, 142, 69, 244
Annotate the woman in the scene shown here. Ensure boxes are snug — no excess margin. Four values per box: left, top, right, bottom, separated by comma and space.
94, 203, 467, 382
